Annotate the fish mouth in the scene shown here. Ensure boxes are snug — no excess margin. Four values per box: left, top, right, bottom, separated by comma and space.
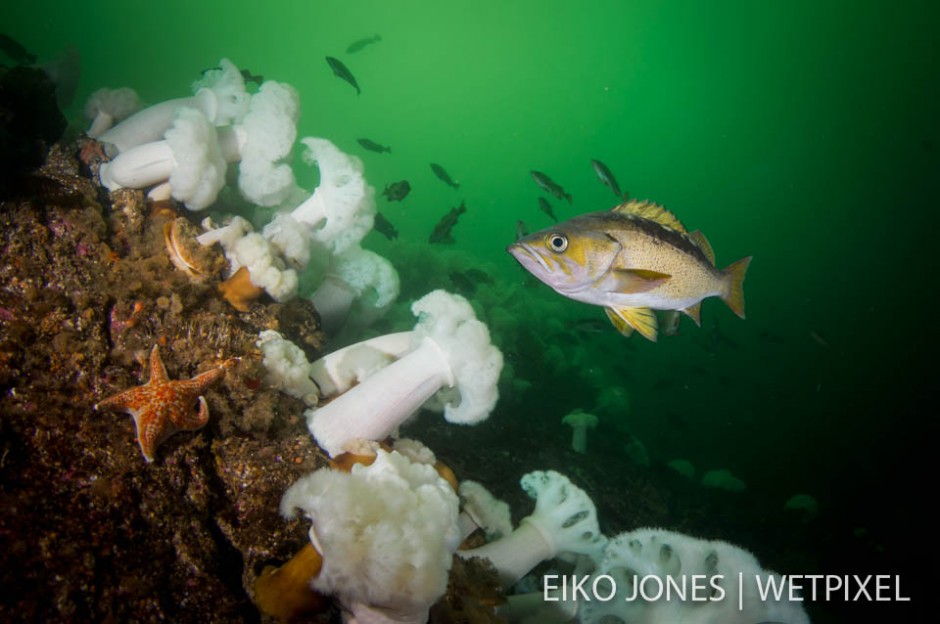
507, 242, 549, 273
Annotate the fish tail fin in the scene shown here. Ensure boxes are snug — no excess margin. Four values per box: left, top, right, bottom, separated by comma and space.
720, 256, 752, 319
565, 193, 573, 204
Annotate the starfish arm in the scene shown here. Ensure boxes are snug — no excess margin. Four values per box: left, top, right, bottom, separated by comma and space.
186, 367, 225, 392
95, 389, 139, 412
149, 345, 170, 384
173, 395, 212, 431
135, 407, 175, 463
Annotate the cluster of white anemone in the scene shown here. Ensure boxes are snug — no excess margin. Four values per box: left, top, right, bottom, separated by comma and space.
89, 59, 391, 323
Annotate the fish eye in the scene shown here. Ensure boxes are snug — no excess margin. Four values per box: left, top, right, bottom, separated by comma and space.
546, 233, 568, 253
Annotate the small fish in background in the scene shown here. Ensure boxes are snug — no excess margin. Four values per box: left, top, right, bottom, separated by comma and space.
704, 317, 740, 352
538, 197, 557, 223
346, 34, 382, 54
571, 317, 608, 335
240, 68, 264, 85
430, 163, 460, 190
325, 56, 360, 95
357, 138, 391, 154
429, 200, 467, 244
809, 330, 830, 349
448, 270, 477, 297
591, 159, 628, 200
463, 268, 494, 285
660, 309, 682, 337
372, 212, 398, 240
508, 200, 751, 341
0, 33, 37, 65
382, 180, 411, 202
201, 66, 264, 85
515, 219, 529, 242
530, 170, 572, 203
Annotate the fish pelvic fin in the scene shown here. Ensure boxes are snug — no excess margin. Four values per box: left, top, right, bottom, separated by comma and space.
721, 256, 752, 319
606, 306, 658, 341
681, 302, 702, 326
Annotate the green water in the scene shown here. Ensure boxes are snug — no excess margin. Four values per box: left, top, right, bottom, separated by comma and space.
3, 0, 936, 620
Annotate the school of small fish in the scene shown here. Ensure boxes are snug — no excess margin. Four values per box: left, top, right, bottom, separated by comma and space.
320, 34, 752, 341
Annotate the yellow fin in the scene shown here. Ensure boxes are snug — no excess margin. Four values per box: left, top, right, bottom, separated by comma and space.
606, 305, 658, 341
612, 200, 687, 234
721, 256, 752, 319
688, 230, 716, 265
681, 302, 702, 326
602, 269, 670, 294
604, 307, 634, 337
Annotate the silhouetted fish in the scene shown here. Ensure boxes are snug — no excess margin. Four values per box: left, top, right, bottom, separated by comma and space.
660, 309, 681, 337
515, 220, 529, 242
538, 197, 557, 222
357, 138, 391, 154
449, 270, 477, 296
429, 201, 466, 244
240, 69, 264, 84
325, 56, 360, 95
373, 212, 398, 240
591, 159, 627, 200
382, 180, 411, 202
0, 33, 37, 65
463, 268, 494, 285
430, 163, 460, 190
347, 34, 382, 54
530, 170, 572, 203
201, 66, 264, 85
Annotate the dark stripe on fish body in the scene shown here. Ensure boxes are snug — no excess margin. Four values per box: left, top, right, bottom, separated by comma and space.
576, 211, 715, 270
623, 213, 716, 269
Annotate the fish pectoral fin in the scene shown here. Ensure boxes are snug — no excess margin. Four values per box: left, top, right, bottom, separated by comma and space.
602, 269, 670, 293
681, 302, 702, 326
606, 306, 658, 341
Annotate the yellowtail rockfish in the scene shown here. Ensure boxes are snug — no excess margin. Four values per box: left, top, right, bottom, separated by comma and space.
507, 200, 751, 341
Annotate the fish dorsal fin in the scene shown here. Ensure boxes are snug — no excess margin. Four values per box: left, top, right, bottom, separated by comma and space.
612, 200, 687, 234
606, 305, 658, 341
688, 230, 716, 265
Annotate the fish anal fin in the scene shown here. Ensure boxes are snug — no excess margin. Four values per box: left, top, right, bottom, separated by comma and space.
601, 269, 670, 294
607, 306, 658, 341
688, 230, 716, 265
605, 308, 634, 337
612, 200, 687, 233
721, 256, 752, 319
681, 302, 702, 326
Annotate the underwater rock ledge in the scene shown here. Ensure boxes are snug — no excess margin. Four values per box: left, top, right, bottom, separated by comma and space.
0, 142, 335, 623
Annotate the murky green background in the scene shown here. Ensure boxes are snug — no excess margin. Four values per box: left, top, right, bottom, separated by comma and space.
4, 0, 935, 618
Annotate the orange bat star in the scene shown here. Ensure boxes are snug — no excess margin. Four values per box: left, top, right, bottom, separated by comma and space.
95, 345, 225, 462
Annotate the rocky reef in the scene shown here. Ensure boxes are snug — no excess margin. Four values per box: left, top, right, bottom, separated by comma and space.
0, 142, 333, 622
